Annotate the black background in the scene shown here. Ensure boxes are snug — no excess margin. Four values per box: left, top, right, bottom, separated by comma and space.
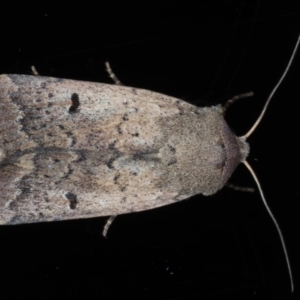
0, 1, 300, 299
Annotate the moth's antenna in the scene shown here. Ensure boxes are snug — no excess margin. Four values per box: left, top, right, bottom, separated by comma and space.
243, 161, 294, 292
242, 34, 300, 139
238, 34, 300, 293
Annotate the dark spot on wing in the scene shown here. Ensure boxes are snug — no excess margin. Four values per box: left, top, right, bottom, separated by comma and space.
65, 192, 78, 209
168, 144, 176, 153
69, 93, 80, 113
107, 158, 115, 169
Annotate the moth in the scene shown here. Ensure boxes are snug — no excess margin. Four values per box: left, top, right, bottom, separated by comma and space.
1, 35, 299, 292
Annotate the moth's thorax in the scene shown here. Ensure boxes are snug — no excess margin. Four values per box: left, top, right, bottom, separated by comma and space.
160, 105, 250, 198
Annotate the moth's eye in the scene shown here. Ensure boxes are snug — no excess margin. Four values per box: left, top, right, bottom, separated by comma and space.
215, 160, 226, 170
216, 139, 225, 149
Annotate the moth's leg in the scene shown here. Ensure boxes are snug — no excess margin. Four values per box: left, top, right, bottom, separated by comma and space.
105, 62, 123, 85
223, 92, 254, 115
102, 215, 117, 237
31, 66, 39, 75
226, 182, 254, 193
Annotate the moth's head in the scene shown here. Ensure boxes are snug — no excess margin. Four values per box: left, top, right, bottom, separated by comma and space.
216, 115, 250, 191
237, 136, 249, 162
